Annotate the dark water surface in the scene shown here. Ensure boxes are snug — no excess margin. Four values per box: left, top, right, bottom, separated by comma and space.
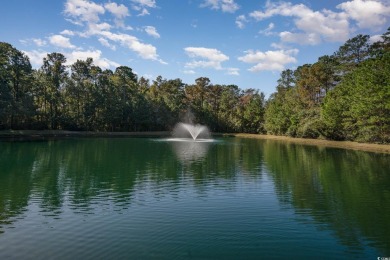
0, 137, 389, 259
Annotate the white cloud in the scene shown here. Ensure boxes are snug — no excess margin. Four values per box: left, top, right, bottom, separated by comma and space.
238, 49, 298, 72
32, 38, 47, 47
66, 50, 120, 69
131, 0, 156, 8
279, 31, 321, 45
249, 1, 350, 44
369, 34, 383, 43
86, 22, 112, 35
226, 67, 239, 75
23, 50, 48, 67
138, 9, 150, 16
24, 48, 120, 70
185, 47, 229, 63
144, 26, 160, 38
64, 0, 132, 28
98, 31, 166, 63
49, 35, 76, 49
104, 2, 129, 19
64, 0, 105, 24
98, 38, 116, 50
201, 0, 240, 13
62, 0, 163, 63
142, 73, 154, 80
235, 15, 248, 29
104, 2, 130, 27
60, 29, 76, 36
184, 47, 233, 73
185, 54, 238, 75
131, 0, 156, 16
337, 0, 390, 29
259, 22, 275, 36
183, 70, 196, 74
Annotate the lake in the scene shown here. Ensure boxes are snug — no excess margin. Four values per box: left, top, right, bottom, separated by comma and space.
0, 137, 389, 259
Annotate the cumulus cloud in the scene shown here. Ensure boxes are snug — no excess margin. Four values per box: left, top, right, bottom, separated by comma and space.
183, 70, 196, 74
279, 31, 321, 45
248, 0, 390, 45
24, 48, 120, 70
131, 0, 156, 8
144, 26, 160, 38
98, 37, 116, 50
337, 0, 390, 29
130, 0, 156, 16
60, 29, 76, 36
369, 34, 384, 43
104, 2, 129, 19
249, 1, 350, 44
226, 67, 240, 75
238, 49, 298, 72
184, 47, 229, 69
201, 0, 240, 13
98, 31, 165, 63
61, 0, 163, 63
235, 15, 248, 29
184, 47, 238, 75
65, 0, 131, 28
104, 2, 130, 27
22, 50, 48, 67
32, 38, 47, 47
49, 35, 76, 49
66, 49, 120, 69
64, 0, 105, 24
85, 22, 112, 35
259, 23, 276, 36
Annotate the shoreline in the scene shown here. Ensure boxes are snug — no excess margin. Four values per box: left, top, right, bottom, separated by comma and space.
1, 130, 389, 154
0, 130, 170, 138
232, 133, 390, 154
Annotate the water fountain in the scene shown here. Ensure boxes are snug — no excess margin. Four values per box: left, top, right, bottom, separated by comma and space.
166, 122, 212, 162
171, 122, 211, 141
157, 122, 213, 162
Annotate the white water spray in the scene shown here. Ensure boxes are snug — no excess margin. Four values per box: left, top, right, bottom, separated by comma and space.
172, 122, 211, 141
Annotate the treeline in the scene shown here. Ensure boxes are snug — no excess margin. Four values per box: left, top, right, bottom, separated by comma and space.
0, 43, 264, 133
0, 28, 389, 143
265, 28, 390, 143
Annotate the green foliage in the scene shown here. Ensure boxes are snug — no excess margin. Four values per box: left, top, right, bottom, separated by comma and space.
0, 42, 35, 129
1, 28, 389, 143
239, 89, 265, 133
335, 34, 371, 73
265, 28, 390, 143
322, 52, 390, 143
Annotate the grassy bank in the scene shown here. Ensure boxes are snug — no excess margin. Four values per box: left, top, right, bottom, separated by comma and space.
233, 133, 390, 154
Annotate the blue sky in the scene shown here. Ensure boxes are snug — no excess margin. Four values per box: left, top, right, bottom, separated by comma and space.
1, 0, 389, 96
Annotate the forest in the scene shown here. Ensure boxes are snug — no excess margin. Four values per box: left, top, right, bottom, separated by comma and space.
0, 28, 389, 143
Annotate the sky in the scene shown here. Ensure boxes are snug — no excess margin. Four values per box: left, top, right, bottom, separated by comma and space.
1, 0, 389, 96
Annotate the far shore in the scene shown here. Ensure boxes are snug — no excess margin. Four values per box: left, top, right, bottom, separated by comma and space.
0, 130, 170, 138
1, 130, 389, 154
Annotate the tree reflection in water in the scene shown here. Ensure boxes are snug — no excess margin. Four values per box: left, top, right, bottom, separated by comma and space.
0, 137, 389, 255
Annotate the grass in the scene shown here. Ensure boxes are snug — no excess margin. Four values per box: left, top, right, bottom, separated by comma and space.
233, 133, 390, 154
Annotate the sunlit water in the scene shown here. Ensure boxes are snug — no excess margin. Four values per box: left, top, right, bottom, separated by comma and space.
0, 137, 389, 259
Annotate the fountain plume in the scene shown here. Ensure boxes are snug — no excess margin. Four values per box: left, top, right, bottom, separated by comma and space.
172, 122, 211, 140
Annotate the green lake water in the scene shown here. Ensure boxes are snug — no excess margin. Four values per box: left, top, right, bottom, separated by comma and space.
0, 137, 389, 259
